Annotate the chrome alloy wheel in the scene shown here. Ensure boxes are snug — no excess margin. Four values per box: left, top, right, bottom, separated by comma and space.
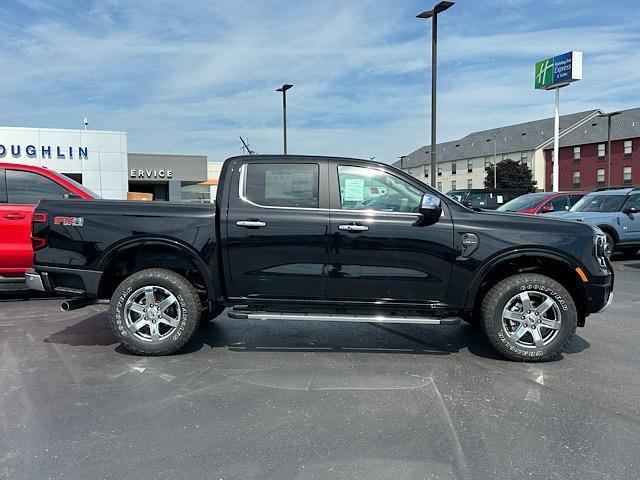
124, 286, 182, 342
501, 291, 562, 349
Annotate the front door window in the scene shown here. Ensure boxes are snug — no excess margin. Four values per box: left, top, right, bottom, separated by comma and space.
337, 165, 422, 213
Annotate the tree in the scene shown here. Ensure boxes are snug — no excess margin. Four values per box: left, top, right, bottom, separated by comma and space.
484, 159, 537, 191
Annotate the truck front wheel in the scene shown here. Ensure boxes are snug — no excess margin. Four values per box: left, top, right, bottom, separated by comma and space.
480, 274, 577, 362
109, 268, 201, 355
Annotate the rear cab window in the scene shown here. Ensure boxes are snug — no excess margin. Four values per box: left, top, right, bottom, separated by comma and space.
241, 163, 319, 208
6, 169, 70, 205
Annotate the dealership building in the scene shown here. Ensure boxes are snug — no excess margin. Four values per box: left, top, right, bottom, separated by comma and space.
395, 108, 628, 192
0, 125, 217, 201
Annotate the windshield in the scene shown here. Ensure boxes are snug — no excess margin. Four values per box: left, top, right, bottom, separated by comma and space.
58, 173, 101, 199
497, 193, 549, 212
570, 193, 624, 212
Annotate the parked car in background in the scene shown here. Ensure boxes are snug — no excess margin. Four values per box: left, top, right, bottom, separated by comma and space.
497, 191, 586, 215
446, 188, 528, 210
0, 163, 97, 282
548, 187, 640, 256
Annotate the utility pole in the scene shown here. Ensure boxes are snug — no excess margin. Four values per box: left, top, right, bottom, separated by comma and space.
490, 130, 499, 188
600, 111, 621, 188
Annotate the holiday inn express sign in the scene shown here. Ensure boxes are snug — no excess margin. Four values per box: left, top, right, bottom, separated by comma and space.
535, 51, 582, 90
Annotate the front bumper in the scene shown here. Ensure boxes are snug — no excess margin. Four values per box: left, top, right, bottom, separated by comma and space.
584, 263, 614, 315
596, 291, 614, 313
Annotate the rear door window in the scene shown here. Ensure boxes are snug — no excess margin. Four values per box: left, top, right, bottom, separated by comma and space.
6, 170, 69, 205
243, 163, 319, 208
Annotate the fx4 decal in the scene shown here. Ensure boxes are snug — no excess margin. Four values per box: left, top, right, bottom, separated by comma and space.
54, 216, 84, 227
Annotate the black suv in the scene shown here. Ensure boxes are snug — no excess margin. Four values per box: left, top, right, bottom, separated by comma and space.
27, 155, 613, 361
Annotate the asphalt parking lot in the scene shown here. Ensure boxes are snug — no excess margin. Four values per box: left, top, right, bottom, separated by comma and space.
1, 255, 639, 480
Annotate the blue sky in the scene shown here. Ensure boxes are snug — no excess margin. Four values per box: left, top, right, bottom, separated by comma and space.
1, 0, 639, 163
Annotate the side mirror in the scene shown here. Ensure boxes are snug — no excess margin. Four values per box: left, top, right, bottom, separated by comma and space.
623, 207, 638, 215
540, 204, 555, 213
417, 193, 442, 226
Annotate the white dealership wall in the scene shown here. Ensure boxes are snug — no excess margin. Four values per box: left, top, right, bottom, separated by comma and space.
0, 126, 128, 199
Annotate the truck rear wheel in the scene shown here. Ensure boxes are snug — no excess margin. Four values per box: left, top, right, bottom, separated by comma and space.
109, 268, 201, 355
480, 273, 577, 362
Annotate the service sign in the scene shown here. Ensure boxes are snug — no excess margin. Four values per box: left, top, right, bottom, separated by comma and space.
535, 51, 582, 89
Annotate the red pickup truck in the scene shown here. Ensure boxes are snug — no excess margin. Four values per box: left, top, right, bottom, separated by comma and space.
0, 163, 96, 283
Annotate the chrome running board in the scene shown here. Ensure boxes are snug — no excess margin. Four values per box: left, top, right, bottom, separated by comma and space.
228, 311, 460, 325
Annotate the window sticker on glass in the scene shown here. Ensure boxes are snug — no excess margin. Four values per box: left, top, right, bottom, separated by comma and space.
497, 195, 504, 204
343, 178, 365, 202
265, 170, 314, 201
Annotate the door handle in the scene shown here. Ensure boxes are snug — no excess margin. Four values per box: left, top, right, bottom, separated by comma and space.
236, 220, 267, 228
3, 213, 26, 220
339, 223, 369, 232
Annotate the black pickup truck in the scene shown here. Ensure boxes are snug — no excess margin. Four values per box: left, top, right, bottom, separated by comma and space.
26, 155, 613, 361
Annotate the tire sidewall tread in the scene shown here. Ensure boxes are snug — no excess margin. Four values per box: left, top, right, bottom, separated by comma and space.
480, 273, 577, 362
109, 268, 201, 355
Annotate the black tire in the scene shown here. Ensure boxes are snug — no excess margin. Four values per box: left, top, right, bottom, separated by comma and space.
109, 268, 201, 355
480, 273, 577, 362
621, 247, 639, 257
200, 304, 225, 325
603, 231, 615, 258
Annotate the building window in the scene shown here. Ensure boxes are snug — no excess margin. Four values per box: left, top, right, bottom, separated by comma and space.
572, 171, 581, 187
423, 164, 429, 178
596, 168, 605, 186
623, 166, 632, 184
437, 165, 442, 176
451, 180, 457, 190
437, 181, 442, 191
484, 156, 491, 169
451, 162, 457, 175
520, 152, 528, 165
624, 140, 632, 157
573, 146, 581, 163
467, 159, 473, 173
467, 178, 473, 189
598, 143, 605, 160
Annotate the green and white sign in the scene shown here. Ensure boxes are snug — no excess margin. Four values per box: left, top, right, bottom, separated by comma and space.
535, 51, 582, 90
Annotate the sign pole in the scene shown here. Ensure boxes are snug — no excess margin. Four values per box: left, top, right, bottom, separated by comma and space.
535, 51, 582, 192
553, 87, 560, 192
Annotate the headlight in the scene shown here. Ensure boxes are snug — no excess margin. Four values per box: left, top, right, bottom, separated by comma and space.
593, 231, 608, 268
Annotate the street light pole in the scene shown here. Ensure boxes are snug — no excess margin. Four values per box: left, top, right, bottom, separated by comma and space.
487, 130, 499, 188
276, 84, 293, 154
600, 111, 621, 188
417, 1, 454, 189
493, 132, 498, 188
